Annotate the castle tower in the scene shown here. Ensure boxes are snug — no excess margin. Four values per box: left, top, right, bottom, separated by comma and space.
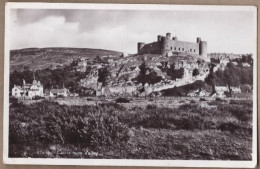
157, 35, 162, 42
137, 42, 145, 54
172, 36, 178, 40
161, 36, 171, 56
199, 41, 207, 56
197, 37, 201, 43
166, 33, 171, 40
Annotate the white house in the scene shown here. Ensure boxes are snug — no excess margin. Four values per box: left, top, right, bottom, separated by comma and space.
11, 79, 44, 98
12, 85, 24, 97
215, 85, 241, 97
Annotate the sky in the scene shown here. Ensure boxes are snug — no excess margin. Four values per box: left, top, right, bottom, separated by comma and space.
9, 8, 256, 54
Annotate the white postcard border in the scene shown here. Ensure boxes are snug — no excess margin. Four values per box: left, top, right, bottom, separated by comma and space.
3, 2, 258, 168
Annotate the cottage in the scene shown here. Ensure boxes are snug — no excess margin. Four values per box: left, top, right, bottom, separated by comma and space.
45, 88, 70, 97
215, 85, 241, 97
12, 79, 44, 99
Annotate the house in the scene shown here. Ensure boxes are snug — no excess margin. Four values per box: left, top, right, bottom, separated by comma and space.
12, 85, 24, 97
187, 89, 208, 97
215, 85, 241, 97
242, 63, 251, 67
45, 88, 70, 97
12, 79, 44, 99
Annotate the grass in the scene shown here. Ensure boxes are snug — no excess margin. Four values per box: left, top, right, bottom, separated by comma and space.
9, 99, 253, 160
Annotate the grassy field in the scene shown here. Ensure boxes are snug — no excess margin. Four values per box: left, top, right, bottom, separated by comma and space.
9, 98, 253, 160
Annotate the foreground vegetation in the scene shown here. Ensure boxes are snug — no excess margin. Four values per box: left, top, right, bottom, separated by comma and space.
9, 99, 253, 160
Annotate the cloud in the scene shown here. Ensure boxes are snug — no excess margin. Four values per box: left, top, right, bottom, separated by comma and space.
10, 15, 80, 49
9, 9, 256, 54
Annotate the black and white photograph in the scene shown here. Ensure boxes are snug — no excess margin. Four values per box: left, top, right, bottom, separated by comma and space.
3, 3, 257, 167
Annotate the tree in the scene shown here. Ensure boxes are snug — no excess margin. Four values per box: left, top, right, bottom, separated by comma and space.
204, 63, 216, 95
167, 67, 184, 80
223, 63, 240, 96
98, 67, 110, 86
192, 68, 199, 76
139, 62, 147, 75
134, 62, 162, 85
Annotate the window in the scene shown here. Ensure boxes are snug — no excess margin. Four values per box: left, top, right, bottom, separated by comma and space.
182, 48, 184, 51
194, 49, 196, 52
174, 47, 176, 50
190, 49, 192, 52
179, 48, 180, 51
171, 47, 173, 50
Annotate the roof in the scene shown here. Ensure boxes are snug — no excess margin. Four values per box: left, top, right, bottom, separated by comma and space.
13, 86, 22, 90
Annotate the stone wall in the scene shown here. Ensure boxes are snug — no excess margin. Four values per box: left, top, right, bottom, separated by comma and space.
138, 42, 161, 55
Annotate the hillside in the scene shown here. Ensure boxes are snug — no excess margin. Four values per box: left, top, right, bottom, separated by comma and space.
9, 47, 253, 97
10, 47, 123, 71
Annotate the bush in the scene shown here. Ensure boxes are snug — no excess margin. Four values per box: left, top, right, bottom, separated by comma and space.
9, 101, 130, 148
217, 122, 240, 134
173, 115, 205, 130
190, 100, 196, 103
9, 97, 18, 103
215, 97, 223, 102
228, 105, 252, 122
200, 98, 207, 101
146, 104, 157, 109
32, 96, 44, 100
115, 98, 130, 103
229, 100, 252, 107
207, 101, 221, 106
192, 68, 200, 76
57, 95, 65, 98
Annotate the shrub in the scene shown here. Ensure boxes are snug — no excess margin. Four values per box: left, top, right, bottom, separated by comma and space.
146, 104, 157, 109
190, 100, 196, 103
9, 97, 18, 103
32, 96, 44, 100
173, 115, 205, 130
192, 68, 200, 76
228, 105, 252, 122
9, 101, 130, 148
57, 95, 65, 98
215, 97, 223, 102
200, 98, 207, 101
115, 98, 130, 103
207, 101, 220, 106
229, 100, 252, 107
217, 122, 240, 134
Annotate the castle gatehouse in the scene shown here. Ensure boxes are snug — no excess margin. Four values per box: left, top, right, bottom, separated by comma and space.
137, 32, 207, 57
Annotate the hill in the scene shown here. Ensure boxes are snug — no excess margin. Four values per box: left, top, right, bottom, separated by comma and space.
10, 47, 123, 71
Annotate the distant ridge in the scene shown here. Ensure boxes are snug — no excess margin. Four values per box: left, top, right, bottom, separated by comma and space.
10, 47, 123, 71
11, 47, 123, 53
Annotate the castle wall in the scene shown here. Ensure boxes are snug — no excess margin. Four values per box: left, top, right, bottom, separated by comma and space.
138, 42, 161, 54
162, 40, 200, 56
138, 40, 200, 56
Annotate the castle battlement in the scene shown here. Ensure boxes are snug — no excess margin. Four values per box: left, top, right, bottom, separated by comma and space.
137, 33, 207, 57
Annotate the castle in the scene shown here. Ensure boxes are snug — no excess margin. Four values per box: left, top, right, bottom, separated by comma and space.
137, 33, 207, 57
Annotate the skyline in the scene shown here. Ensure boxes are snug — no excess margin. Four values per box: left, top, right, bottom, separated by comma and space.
9, 8, 256, 54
